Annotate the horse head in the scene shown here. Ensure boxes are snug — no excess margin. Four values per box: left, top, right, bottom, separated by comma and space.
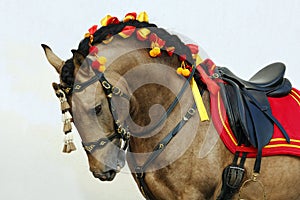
42, 43, 135, 181
42, 12, 198, 182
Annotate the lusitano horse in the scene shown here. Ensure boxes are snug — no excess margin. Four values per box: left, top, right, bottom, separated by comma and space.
42, 12, 300, 199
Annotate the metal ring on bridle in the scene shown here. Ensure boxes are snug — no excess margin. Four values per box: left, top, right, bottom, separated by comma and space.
112, 87, 122, 96
102, 80, 111, 89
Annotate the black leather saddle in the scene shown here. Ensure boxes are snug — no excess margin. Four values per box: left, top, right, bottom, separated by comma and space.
215, 62, 291, 172
219, 62, 292, 96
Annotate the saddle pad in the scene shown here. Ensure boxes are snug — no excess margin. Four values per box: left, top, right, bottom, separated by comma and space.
211, 87, 300, 157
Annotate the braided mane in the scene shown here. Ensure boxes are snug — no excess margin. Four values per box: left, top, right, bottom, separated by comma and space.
61, 15, 197, 88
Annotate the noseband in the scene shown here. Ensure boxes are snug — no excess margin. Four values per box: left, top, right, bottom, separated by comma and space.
72, 72, 131, 154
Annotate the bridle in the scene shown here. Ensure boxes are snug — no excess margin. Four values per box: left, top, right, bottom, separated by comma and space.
72, 72, 131, 154
69, 58, 199, 152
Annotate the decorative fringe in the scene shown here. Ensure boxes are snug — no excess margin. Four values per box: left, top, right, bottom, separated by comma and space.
61, 100, 70, 111
61, 110, 76, 153
58, 89, 71, 112
53, 86, 77, 153
62, 133, 77, 153
62, 111, 72, 123
62, 140, 68, 153
63, 120, 72, 133
68, 140, 77, 152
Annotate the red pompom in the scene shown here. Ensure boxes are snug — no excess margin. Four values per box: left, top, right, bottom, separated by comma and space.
91, 60, 100, 70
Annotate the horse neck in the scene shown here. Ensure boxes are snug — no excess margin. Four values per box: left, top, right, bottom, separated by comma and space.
105, 44, 230, 168
114, 51, 206, 153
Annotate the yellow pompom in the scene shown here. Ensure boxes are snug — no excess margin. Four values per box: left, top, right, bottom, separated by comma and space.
97, 56, 107, 65
176, 67, 183, 75
98, 65, 106, 72
149, 47, 161, 57
182, 69, 191, 77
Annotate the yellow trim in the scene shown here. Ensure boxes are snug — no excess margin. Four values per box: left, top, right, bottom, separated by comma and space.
265, 144, 300, 149
217, 92, 237, 145
270, 138, 300, 143
291, 89, 300, 99
289, 93, 300, 106
211, 64, 216, 71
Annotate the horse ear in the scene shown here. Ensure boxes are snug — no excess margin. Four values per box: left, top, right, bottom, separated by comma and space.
41, 44, 65, 74
71, 49, 85, 68
71, 49, 92, 76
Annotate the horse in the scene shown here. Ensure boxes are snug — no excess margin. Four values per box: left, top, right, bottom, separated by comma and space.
42, 12, 300, 199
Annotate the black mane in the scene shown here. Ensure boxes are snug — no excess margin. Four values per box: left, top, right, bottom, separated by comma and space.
61, 20, 195, 87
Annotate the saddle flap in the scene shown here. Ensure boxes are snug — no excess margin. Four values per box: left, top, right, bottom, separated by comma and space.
242, 90, 274, 148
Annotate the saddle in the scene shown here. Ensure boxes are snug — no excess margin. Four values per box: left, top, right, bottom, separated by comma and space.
215, 62, 291, 172
200, 61, 294, 199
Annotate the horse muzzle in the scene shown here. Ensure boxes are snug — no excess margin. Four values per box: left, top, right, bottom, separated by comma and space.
93, 169, 117, 181
91, 156, 125, 181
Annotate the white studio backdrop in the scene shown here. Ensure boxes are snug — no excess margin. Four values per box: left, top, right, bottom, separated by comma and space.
0, 0, 299, 199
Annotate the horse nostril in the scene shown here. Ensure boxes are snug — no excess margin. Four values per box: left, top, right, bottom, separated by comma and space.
92, 170, 116, 181
106, 170, 117, 181
92, 172, 104, 179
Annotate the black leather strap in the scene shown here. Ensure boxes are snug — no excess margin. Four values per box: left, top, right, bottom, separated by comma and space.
130, 104, 196, 200
73, 73, 102, 93
132, 65, 197, 137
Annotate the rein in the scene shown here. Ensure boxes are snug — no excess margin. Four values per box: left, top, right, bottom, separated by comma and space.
131, 62, 197, 136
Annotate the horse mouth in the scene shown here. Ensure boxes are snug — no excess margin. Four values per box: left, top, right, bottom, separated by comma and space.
93, 170, 117, 181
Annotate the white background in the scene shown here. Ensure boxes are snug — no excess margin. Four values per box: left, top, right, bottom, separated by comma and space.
0, 0, 299, 199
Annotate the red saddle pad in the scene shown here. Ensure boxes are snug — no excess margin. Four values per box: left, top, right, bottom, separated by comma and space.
211, 87, 300, 158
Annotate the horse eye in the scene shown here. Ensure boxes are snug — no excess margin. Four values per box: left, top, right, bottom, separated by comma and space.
94, 104, 102, 115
